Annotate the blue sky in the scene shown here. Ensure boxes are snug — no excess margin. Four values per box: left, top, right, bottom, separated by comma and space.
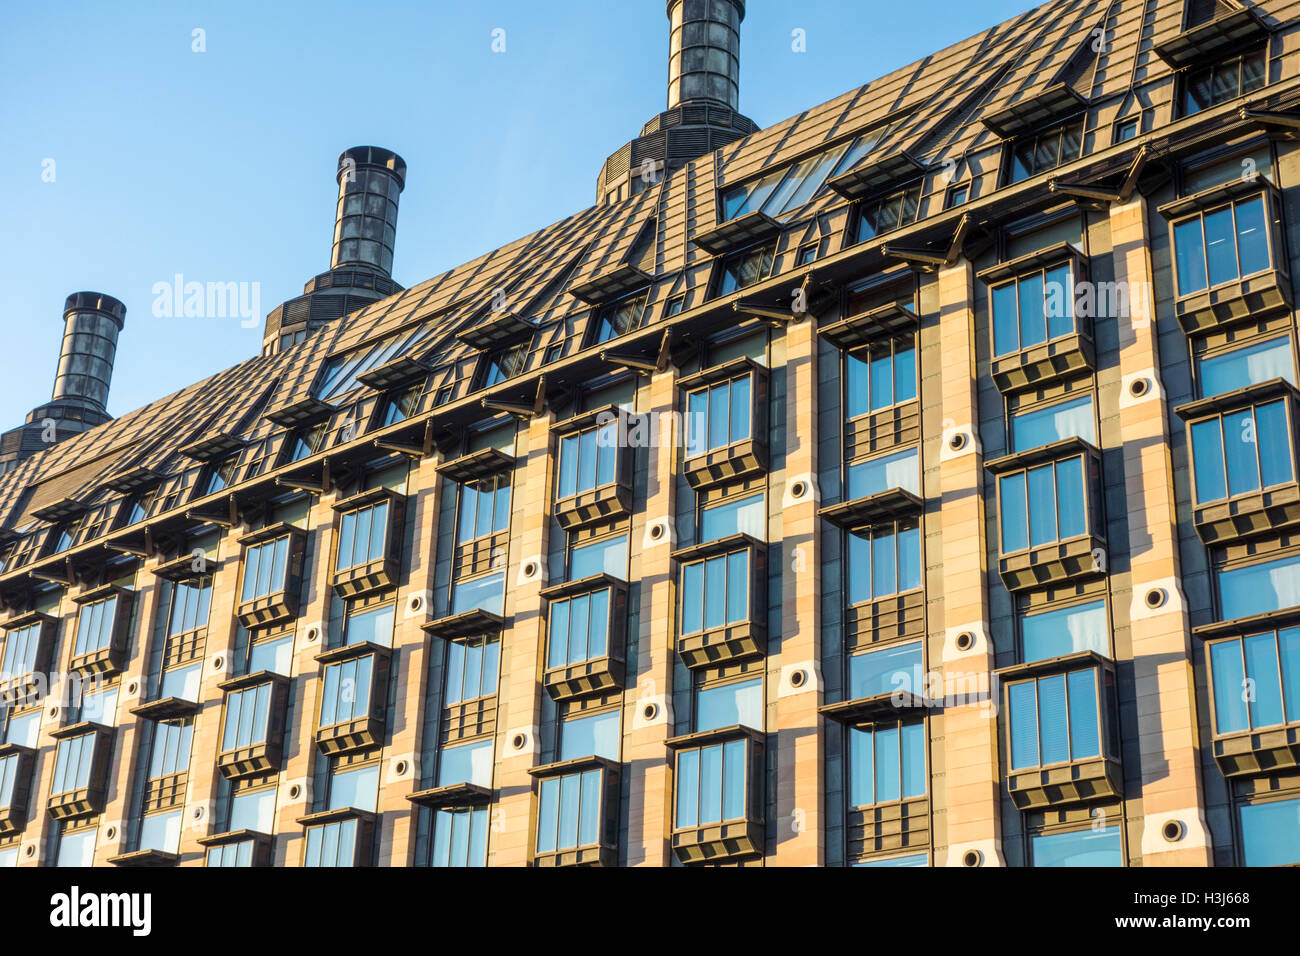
0, 0, 1036, 427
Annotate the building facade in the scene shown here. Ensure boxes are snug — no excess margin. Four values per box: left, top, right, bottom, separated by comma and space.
1, 0, 1300, 867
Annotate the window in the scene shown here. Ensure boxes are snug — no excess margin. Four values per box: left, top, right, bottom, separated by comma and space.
1031, 826, 1122, 866
847, 447, 920, 500
1007, 668, 1101, 770
1007, 117, 1085, 184
854, 852, 928, 867
240, 536, 290, 604
303, 816, 362, 866
1114, 117, 1139, 143
444, 636, 500, 704
319, 655, 375, 728
207, 839, 257, 867
482, 342, 529, 388
328, 763, 379, 812
77, 684, 117, 726
559, 710, 620, 761
159, 660, 202, 701
721, 130, 885, 221
55, 826, 96, 866
451, 571, 506, 616
1012, 395, 1095, 450
848, 641, 922, 699
0, 622, 42, 680
696, 678, 762, 732
316, 323, 434, 401
336, 499, 390, 572
49, 521, 78, 556
557, 420, 618, 500
346, 602, 394, 648
680, 548, 750, 635
716, 244, 775, 297
1021, 600, 1107, 662
1191, 399, 1294, 505
592, 293, 647, 345
998, 454, 1088, 552
429, 806, 488, 866
849, 721, 926, 807
73, 594, 120, 658
569, 534, 628, 580
795, 243, 818, 266
1239, 796, 1300, 866
685, 372, 752, 457
139, 809, 183, 853
664, 294, 687, 317
1172, 195, 1271, 296
249, 631, 293, 675
456, 474, 510, 543
1207, 627, 1300, 734
701, 493, 765, 541
847, 519, 921, 605
990, 261, 1076, 356
2, 708, 40, 748
287, 422, 327, 463
1200, 337, 1294, 395
675, 738, 750, 829
1181, 47, 1266, 117
167, 576, 213, 636
149, 718, 194, 779
438, 739, 493, 788
51, 733, 97, 795
0, 751, 22, 811
946, 184, 969, 208
203, 455, 240, 495
536, 765, 608, 856
856, 185, 923, 242
548, 589, 611, 669
846, 339, 917, 419
229, 787, 275, 832
221, 683, 273, 752
382, 383, 423, 426
1220, 552, 1300, 620
0, 846, 18, 868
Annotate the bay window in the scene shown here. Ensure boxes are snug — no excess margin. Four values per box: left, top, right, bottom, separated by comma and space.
531, 756, 621, 866
543, 576, 627, 701
849, 720, 926, 808
1207, 628, 1300, 736
1008, 669, 1101, 770
314, 643, 390, 755
332, 488, 404, 598
427, 806, 489, 867
668, 725, 764, 863
676, 534, 766, 669
997, 453, 1091, 552
70, 588, 132, 676
855, 185, 922, 242
1189, 398, 1293, 504
217, 672, 290, 779
847, 519, 921, 606
300, 809, 375, 867
1173, 194, 1272, 296
686, 374, 752, 457
991, 262, 1076, 357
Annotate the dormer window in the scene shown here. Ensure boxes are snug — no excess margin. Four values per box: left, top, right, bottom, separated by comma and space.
287, 422, 327, 463
1006, 117, 1085, 185
717, 244, 775, 297
482, 342, 529, 388
1180, 46, 1266, 117
381, 382, 423, 426
855, 185, 922, 242
203, 454, 240, 495
721, 128, 886, 221
591, 292, 647, 345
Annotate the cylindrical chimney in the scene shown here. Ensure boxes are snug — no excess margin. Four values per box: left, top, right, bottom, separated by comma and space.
330, 146, 407, 277
667, 0, 745, 112
52, 292, 126, 413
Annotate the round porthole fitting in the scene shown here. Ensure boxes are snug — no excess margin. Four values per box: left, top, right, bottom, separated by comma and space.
105, 826, 117, 841
961, 849, 983, 868
1162, 820, 1185, 843
790, 480, 808, 501
790, 669, 807, 688
192, 807, 203, 821
127, 680, 138, 696
955, 631, 976, 652
649, 522, 665, 541
395, 760, 409, 777
949, 431, 967, 452
288, 784, 302, 800
408, 594, 423, 613
512, 733, 527, 751
1130, 377, 1150, 398
212, 656, 223, 671
1145, 587, 1166, 610
24, 845, 34, 859
306, 626, 320, 643
522, 561, 538, 578
642, 702, 658, 721
48, 705, 59, 718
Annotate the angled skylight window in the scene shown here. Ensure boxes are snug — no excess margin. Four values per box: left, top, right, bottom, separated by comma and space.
315, 323, 433, 401
721, 128, 888, 222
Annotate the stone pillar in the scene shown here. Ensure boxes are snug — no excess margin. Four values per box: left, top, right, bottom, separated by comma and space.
769, 315, 823, 865
935, 260, 1004, 867
1109, 195, 1212, 865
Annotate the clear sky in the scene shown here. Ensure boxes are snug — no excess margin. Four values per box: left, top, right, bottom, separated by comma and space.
0, 0, 1036, 428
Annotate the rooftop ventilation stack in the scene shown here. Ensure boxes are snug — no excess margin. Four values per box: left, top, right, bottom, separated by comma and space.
597, 0, 759, 205
260, 146, 408, 355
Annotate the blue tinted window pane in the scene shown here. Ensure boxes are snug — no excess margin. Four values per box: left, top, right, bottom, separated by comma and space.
558, 435, 579, 499
1191, 419, 1228, 503
560, 710, 619, 761
704, 556, 726, 630
730, 376, 751, 442
548, 599, 570, 669
579, 771, 601, 847
1235, 197, 1270, 277
1000, 472, 1028, 553
846, 354, 869, 419
726, 550, 749, 623
1204, 206, 1238, 287
894, 347, 917, 404
1221, 553, 1300, 620
898, 522, 921, 592
869, 350, 892, 410
1067, 669, 1100, 759
697, 678, 763, 732
723, 739, 746, 820
1044, 265, 1073, 339
1239, 797, 1300, 866
871, 530, 895, 598
569, 534, 628, 580
1027, 464, 1058, 546
849, 641, 922, 699
557, 773, 580, 850
1223, 409, 1260, 496
901, 722, 926, 798
708, 382, 730, 449
1174, 218, 1208, 294
587, 589, 609, 658
1201, 337, 1294, 395
874, 726, 901, 803
1256, 401, 1293, 488
451, 571, 505, 615
699, 745, 722, 824
577, 429, 597, 495
1244, 632, 1284, 728
848, 448, 919, 499
992, 283, 1019, 355
1037, 674, 1069, 765
1013, 395, 1094, 450
681, 561, 703, 635
1018, 273, 1046, 348
569, 594, 590, 664
687, 389, 708, 458
1281, 627, 1300, 723
1009, 681, 1039, 769
1054, 457, 1086, 539
676, 750, 699, 828
1031, 827, 1122, 867
1022, 599, 1108, 661
854, 852, 929, 867
848, 530, 870, 605
536, 777, 558, 853
849, 727, 874, 806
